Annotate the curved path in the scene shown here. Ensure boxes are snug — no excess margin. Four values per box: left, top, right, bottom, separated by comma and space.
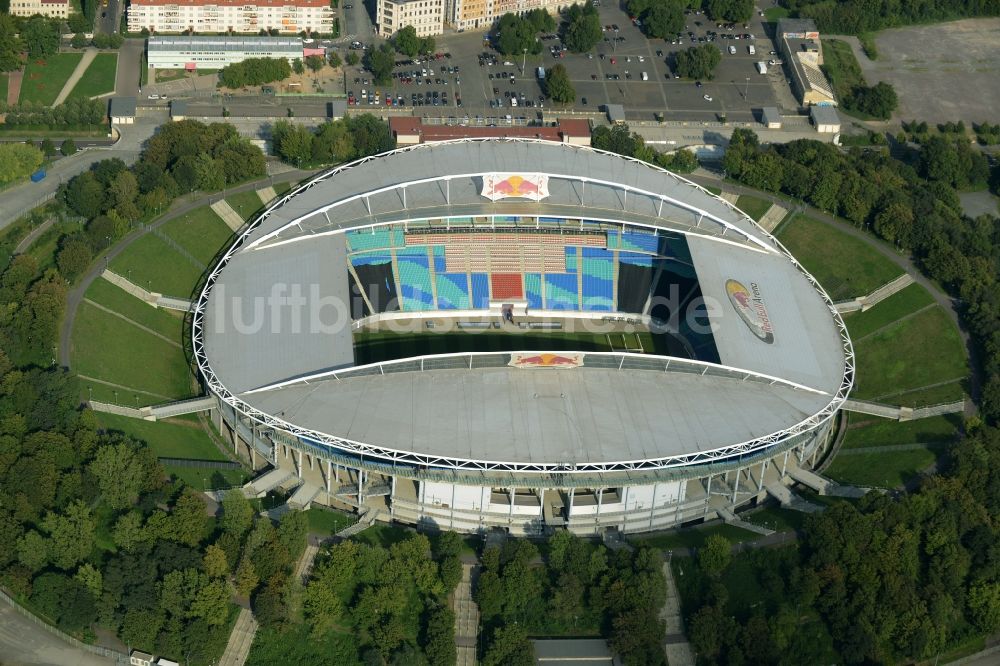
59, 168, 318, 369
690, 171, 980, 405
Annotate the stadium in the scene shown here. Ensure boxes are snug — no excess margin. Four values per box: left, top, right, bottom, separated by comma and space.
193, 139, 854, 536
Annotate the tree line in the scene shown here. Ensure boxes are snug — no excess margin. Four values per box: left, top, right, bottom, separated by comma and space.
722, 129, 1000, 418
780, 0, 1000, 35
218, 57, 293, 89
474, 532, 667, 665
628, 0, 754, 41
592, 124, 700, 174
270, 114, 394, 167
0, 98, 106, 130
679, 422, 1000, 663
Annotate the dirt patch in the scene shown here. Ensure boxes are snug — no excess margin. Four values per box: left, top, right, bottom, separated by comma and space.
862, 19, 1000, 124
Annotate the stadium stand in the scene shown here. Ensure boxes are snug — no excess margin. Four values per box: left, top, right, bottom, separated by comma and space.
436, 273, 471, 309
492, 273, 524, 300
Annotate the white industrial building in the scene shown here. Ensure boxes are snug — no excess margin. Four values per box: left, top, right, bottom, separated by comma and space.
147, 36, 304, 70
377, 0, 445, 38
127, 0, 334, 36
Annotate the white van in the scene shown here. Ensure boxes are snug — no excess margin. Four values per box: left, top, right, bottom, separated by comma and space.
728, 45, 736, 55
510, 97, 518, 107
748, 44, 756, 55
641, 71, 648, 81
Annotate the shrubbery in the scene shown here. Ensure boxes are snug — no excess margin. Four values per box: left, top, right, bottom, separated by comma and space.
218, 57, 292, 89
270, 114, 394, 167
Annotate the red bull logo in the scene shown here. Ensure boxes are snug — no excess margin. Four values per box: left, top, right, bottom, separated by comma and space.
726, 279, 774, 344
509, 352, 584, 369
481, 173, 550, 201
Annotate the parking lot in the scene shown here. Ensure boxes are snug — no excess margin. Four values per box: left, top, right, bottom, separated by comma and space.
341, 3, 789, 121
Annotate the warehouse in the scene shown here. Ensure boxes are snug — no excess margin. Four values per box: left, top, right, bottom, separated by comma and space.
147, 36, 304, 71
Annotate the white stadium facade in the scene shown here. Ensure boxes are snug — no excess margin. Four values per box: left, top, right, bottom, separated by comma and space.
194, 139, 854, 536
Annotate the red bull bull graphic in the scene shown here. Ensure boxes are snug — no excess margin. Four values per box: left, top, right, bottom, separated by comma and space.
726, 279, 775, 344
509, 352, 584, 369
481, 173, 550, 202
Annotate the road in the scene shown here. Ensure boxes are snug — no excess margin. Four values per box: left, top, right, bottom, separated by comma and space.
58, 167, 320, 369
96, 0, 124, 35
0, 118, 160, 233
342, 0, 375, 42
0, 602, 115, 666
118, 38, 144, 97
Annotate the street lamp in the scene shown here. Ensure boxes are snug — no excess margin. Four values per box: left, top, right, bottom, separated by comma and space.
745, 76, 750, 104
521, 47, 527, 75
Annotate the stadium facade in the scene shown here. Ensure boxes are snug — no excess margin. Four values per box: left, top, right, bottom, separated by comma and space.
194, 139, 853, 536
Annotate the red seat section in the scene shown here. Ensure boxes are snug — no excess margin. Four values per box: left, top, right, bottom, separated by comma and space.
491, 273, 524, 300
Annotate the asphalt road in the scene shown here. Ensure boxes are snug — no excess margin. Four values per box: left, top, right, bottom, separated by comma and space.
0, 602, 115, 666
95, 0, 123, 35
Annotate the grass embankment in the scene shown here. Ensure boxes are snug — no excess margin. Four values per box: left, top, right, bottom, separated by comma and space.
735, 193, 772, 222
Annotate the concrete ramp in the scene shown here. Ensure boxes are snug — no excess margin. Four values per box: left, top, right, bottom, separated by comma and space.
717, 505, 775, 536
243, 468, 294, 497
156, 296, 194, 312
287, 482, 321, 509
757, 203, 787, 232
257, 186, 277, 205
765, 482, 824, 513
211, 200, 245, 232
842, 399, 905, 419
788, 467, 833, 495
150, 396, 216, 420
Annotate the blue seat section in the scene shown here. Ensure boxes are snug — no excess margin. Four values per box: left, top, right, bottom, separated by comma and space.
524, 273, 543, 309
432, 245, 447, 272
581, 247, 614, 311
544, 273, 579, 310
396, 248, 433, 310
565, 246, 577, 273
471, 273, 490, 308
346, 227, 402, 252
350, 251, 393, 267
619, 251, 654, 267
436, 273, 470, 309
617, 229, 660, 253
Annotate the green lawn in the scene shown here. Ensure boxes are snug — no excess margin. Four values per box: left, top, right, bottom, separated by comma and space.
272, 181, 293, 196
629, 522, 761, 550
306, 508, 356, 536
351, 523, 415, 548
109, 233, 206, 298
776, 215, 903, 301
95, 412, 228, 460
852, 305, 968, 403
764, 6, 790, 21
85, 278, 186, 341
159, 206, 233, 266
154, 69, 189, 83
842, 413, 961, 449
735, 194, 772, 222
888, 381, 967, 408
164, 465, 250, 490
71, 301, 196, 403
821, 39, 874, 119
20, 53, 84, 106
226, 190, 267, 221
741, 505, 807, 532
68, 53, 118, 99
248, 623, 360, 666
841, 283, 935, 340
825, 444, 943, 488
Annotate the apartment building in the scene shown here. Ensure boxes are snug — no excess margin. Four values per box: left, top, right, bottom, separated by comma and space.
127, 0, 334, 36
376, 0, 444, 38
8, 0, 70, 19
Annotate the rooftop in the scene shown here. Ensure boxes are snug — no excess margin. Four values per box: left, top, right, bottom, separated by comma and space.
533, 638, 615, 664
777, 17, 819, 36
389, 117, 592, 143
109, 97, 137, 118
811, 105, 841, 125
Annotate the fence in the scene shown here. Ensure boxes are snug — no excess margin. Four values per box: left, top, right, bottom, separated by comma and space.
0, 588, 128, 664
158, 457, 242, 470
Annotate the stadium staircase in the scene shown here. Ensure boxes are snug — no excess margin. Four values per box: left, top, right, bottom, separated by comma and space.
149, 396, 216, 420
716, 506, 775, 537
757, 203, 788, 233
764, 482, 824, 513
210, 200, 246, 233
834, 274, 914, 313
287, 482, 322, 510
242, 468, 299, 498
335, 506, 378, 537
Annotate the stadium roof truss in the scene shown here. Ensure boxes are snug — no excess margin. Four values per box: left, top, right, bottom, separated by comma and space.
192, 139, 855, 474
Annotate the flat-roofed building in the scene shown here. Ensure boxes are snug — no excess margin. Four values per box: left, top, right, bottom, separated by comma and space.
389, 117, 592, 146
147, 36, 303, 70
8, 0, 70, 18
377, 0, 445, 37
777, 18, 836, 107
127, 0, 333, 36
811, 105, 841, 133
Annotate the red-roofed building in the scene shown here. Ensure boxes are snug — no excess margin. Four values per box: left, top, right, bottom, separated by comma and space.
389, 117, 592, 147
127, 0, 333, 35
10, 0, 70, 18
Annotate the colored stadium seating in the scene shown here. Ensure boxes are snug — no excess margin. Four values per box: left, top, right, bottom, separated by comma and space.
491, 273, 524, 300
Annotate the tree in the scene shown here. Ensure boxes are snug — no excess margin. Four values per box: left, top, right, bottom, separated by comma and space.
203, 544, 229, 578
0, 143, 44, 186
292, 58, 305, 75
706, 0, 753, 23
328, 51, 342, 68
90, 442, 146, 509
305, 54, 325, 73
424, 605, 456, 666
169, 489, 208, 547
21, 16, 59, 58
40, 138, 56, 157
483, 624, 534, 666
74, 562, 103, 598
968, 582, 1000, 633
562, 2, 602, 53
113, 511, 146, 552
16, 530, 49, 572
61, 138, 77, 156
545, 63, 575, 103
235, 558, 259, 597
221, 489, 254, 537
190, 580, 231, 625
699, 534, 732, 577
71, 32, 89, 49
394, 25, 422, 57
365, 43, 396, 85
675, 43, 722, 80
642, 1, 685, 40
0, 15, 22, 72
303, 577, 343, 631
56, 238, 93, 281
41, 500, 95, 570
346, 51, 360, 66
495, 13, 539, 57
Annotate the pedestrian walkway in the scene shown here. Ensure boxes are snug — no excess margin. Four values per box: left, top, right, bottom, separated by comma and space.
661, 561, 695, 666
834, 273, 914, 313
5, 68, 21, 106
256, 186, 277, 205
13, 219, 54, 255
211, 199, 246, 232
757, 203, 788, 232
454, 564, 479, 666
218, 607, 257, 666
294, 542, 320, 584
52, 48, 97, 107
